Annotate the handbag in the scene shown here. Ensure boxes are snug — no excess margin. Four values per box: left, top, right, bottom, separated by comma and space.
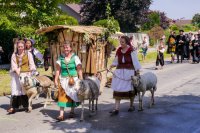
65, 62, 75, 86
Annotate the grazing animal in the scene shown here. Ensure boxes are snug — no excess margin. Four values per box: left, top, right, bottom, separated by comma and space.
19, 74, 55, 112
131, 72, 157, 111
77, 73, 101, 122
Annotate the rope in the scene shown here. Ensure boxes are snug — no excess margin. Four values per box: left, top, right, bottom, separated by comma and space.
107, 69, 132, 81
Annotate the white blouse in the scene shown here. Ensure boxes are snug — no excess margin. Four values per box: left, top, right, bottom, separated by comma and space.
112, 50, 141, 71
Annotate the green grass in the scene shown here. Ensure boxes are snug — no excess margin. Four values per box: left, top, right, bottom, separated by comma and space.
0, 70, 11, 96
107, 51, 171, 67
138, 51, 171, 64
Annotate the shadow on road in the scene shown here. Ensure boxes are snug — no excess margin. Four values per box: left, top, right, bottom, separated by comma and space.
1, 94, 200, 133
35, 94, 200, 133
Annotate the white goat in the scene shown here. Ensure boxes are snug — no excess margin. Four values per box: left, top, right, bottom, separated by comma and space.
77, 74, 101, 122
131, 72, 157, 111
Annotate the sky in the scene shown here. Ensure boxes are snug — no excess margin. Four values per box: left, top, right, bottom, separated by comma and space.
150, 0, 200, 20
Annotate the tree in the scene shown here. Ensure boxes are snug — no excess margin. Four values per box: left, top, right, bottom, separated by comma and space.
0, 0, 80, 62
192, 13, 200, 28
80, 0, 152, 32
93, 3, 120, 39
148, 25, 164, 46
142, 11, 160, 31
0, 0, 80, 28
141, 11, 169, 31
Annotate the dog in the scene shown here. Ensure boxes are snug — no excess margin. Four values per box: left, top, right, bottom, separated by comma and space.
19, 74, 55, 112
77, 73, 102, 122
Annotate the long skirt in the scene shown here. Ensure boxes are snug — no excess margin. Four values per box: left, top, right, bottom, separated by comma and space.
111, 69, 135, 100
156, 52, 164, 66
57, 82, 79, 108
10, 72, 29, 109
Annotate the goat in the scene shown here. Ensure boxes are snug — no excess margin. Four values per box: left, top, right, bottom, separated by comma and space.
76, 73, 101, 122
19, 74, 55, 112
131, 72, 157, 111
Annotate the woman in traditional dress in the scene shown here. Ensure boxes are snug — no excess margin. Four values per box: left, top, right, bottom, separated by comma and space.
25, 38, 44, 65
167, 31, 176, 63
7, 40, 36, 114
54, 41, 83, 121
108, 36, 141, 116
155, 39, 165, 70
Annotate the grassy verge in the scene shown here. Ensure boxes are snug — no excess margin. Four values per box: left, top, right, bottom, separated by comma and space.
138, 51, 171, 64
0, 68, 52, 96
0, 70, 11, 96
107, 51, 171, 66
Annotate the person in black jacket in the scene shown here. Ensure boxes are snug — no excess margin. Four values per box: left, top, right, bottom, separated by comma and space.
175, 30, 186, 63
191, 34, 200, 63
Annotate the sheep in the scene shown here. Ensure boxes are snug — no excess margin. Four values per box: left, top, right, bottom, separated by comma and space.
76, 73, 101, 122
19, 74, 55, 112
131, 72, 157, 111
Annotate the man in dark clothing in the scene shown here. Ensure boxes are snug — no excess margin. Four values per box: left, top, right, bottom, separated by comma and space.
176, 30, 186, 63
191, 34, 200, 63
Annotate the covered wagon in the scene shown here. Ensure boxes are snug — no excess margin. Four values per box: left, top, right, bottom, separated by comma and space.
36, 25, 112, 91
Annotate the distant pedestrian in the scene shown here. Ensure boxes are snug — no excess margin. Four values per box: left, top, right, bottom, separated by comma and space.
141, 36, 149, 60
155, 39, 165, 70
167, 31, 176, 63
176, 30, 186, 63
191, 34, 200, 63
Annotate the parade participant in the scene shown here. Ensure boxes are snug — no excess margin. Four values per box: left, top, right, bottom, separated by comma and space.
189, 40, 194, 63
54, 41, 83, 121
25, 38, 44, 65
191, 34, 199, 63
155, 39, 165, 70
167, 31, 176, 63
175, 30, 186, 63
108, 36, 141, 116
184, 34, 190, 60
7, 40, 36, 114
141, 36, 149, 60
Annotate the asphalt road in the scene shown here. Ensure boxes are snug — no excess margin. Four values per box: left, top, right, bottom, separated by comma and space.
0, 60, 200, 133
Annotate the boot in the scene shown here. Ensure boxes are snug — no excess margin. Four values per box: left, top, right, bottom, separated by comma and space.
7, 96, 18, 114
21, 95, 29, 108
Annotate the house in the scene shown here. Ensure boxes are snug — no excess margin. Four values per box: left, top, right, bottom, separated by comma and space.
59, 4, 82, 23
174, 19, 192, 26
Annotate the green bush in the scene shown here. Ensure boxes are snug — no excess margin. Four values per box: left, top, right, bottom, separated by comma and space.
182, 24, 196, 32
108, 37, 119, 48
170, 24, 179, 31
0, 29, 17, 63
51, 15, 78, 26
93, 19, 120, 33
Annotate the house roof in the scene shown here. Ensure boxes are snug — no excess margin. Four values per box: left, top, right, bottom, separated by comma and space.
66, 4, 82, 14
175, 19, 192, 26
36, 25, 105, 35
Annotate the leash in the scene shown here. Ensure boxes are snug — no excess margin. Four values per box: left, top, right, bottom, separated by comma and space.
107, 69, 132, 81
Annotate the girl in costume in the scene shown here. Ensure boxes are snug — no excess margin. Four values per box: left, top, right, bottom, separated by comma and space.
54, 41, 83, 121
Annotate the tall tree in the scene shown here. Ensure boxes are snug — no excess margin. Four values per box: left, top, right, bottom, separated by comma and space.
80, 0, 152, 32
0, 0, 80, 28
192, 13, 200, 28
141, 11, 169, 31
